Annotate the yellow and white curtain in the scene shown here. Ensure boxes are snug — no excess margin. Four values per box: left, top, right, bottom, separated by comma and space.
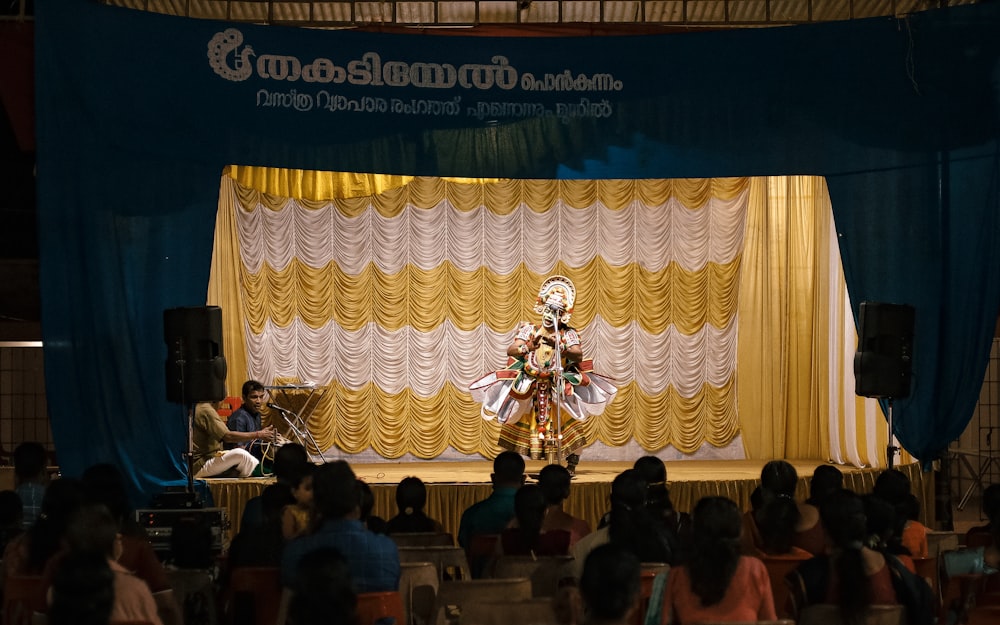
208, 168, 908, 467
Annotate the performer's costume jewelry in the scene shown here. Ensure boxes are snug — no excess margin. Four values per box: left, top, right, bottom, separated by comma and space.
469, 276, 617, 470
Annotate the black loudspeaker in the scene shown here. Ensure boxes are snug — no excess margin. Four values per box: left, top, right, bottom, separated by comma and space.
853, 301, 915, 399
164, 306, 227, 403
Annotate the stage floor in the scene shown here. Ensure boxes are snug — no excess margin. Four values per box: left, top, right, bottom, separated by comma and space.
204, 459, 927, 543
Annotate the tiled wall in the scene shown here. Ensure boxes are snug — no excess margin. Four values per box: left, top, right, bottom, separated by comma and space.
0, 342, 54, 465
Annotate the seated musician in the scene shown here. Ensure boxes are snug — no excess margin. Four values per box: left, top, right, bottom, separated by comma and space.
227, 380, 270, 462
193, 400, 274, 478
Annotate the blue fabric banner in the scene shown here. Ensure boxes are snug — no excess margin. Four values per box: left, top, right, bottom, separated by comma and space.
35, 0, 1000, 501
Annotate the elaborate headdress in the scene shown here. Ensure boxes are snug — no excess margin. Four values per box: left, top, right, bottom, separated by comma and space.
533, 275, 576, 325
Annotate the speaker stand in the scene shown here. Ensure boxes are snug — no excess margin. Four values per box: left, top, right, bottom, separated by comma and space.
170, 341, 200, 504
886, 398, 899, 469
185, 404, 195, 495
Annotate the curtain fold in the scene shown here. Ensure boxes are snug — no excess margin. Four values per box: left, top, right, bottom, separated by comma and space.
216, 172, 750, 458
213, 168, 917, 466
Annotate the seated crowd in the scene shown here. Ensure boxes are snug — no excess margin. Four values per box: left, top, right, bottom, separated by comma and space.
3, 441, 985, 625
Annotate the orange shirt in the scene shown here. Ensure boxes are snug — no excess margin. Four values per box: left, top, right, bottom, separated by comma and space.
901, 520, 929, 558
664, 555, 776, 624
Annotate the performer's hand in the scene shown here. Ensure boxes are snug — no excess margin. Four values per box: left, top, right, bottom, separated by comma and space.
259, 425, 276, 440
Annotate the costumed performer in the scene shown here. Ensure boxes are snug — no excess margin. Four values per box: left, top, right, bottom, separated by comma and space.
469, 275, 617, 475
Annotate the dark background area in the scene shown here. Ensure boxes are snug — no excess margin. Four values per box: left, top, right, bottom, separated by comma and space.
1, 4, 40, 335
0, 99, 40, 331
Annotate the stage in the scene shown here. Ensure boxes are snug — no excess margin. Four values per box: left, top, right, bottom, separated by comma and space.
203, 459, 929, 543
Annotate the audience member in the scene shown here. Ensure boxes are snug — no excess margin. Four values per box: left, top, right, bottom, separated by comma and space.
900, 493, 929, 557
862, 494, 915, 573
286, 547, 359, 625
13, 441, 49, 529
755, 493, 812, 559
241, 442, 311, 530
758, 460, 826, 555
662, 496, 776, 624
567, 469, 674, 581
3, 477, 84, 577
280, 461, 400, 593
967, 483, 1000, 568
580, 543, 642, 625
385, 476, 446, 535
501, 484, 571, 556
457, 451, 525, 549
633, 455, 690, 545
537, 464, 591, 546
872, 469, 928, 558
0, 490, 24, 552
48, 551, 115, 625
787, 488, 933, 625
741, 486, 765, 555
228, 483, 295, 568
81, 463, 182, 625
806, 464, 844, 508
56, 503, 164, 625
794, 464, 843, 555
282, 465, 316, 540
357, 479, 387, 534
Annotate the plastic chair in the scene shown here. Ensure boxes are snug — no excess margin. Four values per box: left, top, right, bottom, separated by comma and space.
760, 556, 808, 619
400, 561, 439, 625
939, 548, 986, 624
696, 621, 795, 625
492, 555, 574, 597
225, 566, 282, 625
967, 605, 1000, 625
965, 531, 994, 550
466, 533, 500, 578
357, 590, 406, 625
459, 597, 559, 625
397, 546, 471, 581
927, 531, 960, 557
2, 575, 46, 625
911, 556, 939, 613
390, 532, 455, 547
217, 396, 243, 417
630, 569, 668, 625
798, 604, 906, 625
437, 578, 533, 618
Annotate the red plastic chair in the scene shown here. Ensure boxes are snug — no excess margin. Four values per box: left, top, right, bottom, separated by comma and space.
629, 568, 666, 625
225, 566, 282, 625
760, 556, 808, 620
356, 590, 406, 625
217, 396, 242, 417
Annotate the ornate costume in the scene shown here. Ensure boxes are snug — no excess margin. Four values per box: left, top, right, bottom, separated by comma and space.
469, 276, 617, 472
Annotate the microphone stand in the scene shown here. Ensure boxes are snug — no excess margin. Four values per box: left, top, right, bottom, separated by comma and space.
551, 312, 564, 467
269, 404, 327, 463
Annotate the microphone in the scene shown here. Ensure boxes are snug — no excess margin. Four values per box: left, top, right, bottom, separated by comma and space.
267, 402, 291, 414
